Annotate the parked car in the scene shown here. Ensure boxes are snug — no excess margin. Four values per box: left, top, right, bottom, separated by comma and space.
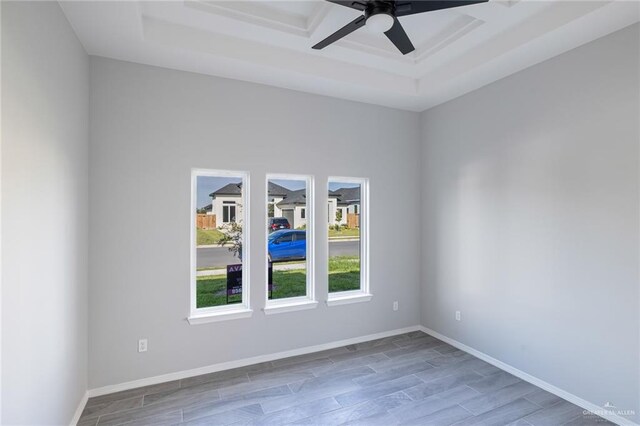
268, 217, 290, 232
268, 230, 306, 262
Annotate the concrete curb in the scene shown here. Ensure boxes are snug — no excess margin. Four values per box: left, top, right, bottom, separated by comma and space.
196, 238, 359, 249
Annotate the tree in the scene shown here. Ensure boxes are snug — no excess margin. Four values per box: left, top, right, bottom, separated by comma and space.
218, 222, 243, 260
218, 203, 243, 260
335, 209, 343, 223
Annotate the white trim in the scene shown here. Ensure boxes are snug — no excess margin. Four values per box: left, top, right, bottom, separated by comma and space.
419, 326, 639, 426
69, 391, 88, 426
263, 299, 318, 315
265, 174, 316, 308
190, 169, 250, 321
0, 1, 3, 416
86, 325, 421, 398
326, 292, 373, 306
187, 308, 253, 324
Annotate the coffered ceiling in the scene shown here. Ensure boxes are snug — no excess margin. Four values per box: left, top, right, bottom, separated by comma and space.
60, 1, 639, 111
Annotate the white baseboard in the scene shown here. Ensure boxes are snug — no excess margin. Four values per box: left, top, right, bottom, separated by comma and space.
87, 325, 422, 398
69, 391, 88, 426
419, 326, 638, 426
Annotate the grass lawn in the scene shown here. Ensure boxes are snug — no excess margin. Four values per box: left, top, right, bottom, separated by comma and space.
196, 276, 242, 307
196, 256, 360, 308
196, 228, 225, 245
328, 256, 360, 293
269, 269, 307, 300
328, 228, 360, 238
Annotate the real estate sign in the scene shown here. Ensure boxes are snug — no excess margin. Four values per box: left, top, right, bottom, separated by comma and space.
226, 263, 273, 303
226, 264, 242, 303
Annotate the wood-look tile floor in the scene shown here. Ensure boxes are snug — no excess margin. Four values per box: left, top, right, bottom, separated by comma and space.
78, 332, 612, 426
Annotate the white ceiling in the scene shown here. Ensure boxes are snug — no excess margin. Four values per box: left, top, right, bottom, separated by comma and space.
60, 0, 639, 111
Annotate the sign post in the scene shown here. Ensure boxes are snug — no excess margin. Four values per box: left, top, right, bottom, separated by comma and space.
226, 263, 274, 303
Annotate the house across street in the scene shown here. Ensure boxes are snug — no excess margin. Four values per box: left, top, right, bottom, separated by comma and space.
202, 181, 360, 230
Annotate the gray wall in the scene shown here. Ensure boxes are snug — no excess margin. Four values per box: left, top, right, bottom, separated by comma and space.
3, 3, 636, 421
1, 2, 90, 424
89, 57, 422, 388
420, 23, 639, 421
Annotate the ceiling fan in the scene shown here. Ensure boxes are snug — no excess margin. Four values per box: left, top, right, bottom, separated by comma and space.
312, 0, 488, 55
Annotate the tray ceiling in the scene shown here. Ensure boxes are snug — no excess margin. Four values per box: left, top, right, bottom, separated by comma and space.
60, 0, 639, 111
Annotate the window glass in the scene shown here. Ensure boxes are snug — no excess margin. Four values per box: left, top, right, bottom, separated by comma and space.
193, 172, 247, 310
267, 176, 311, 301
328, 180, 363, 293
278, 233, 293, 243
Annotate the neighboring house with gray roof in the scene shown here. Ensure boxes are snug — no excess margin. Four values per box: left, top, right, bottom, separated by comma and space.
328, 187, 361, 226
208, 182, 359, 228
271, 187, 308, 229
209, 183, 243, 224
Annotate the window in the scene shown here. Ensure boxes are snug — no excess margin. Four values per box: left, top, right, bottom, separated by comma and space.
277, 233, 293, 243
327, 178, 370, 305
189, 169, 251, 324
222, 202, 237, 223
265, 175, 316, 314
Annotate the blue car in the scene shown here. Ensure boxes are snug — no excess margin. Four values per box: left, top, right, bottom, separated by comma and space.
268, 230, 306, 262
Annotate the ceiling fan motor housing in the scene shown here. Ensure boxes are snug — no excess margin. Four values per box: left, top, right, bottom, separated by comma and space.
364, 1, 395, 21
365, 1, 395, 33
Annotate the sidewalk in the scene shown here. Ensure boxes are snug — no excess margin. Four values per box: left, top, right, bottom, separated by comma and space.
197, 262, 306, 276
197, 237, 359, 249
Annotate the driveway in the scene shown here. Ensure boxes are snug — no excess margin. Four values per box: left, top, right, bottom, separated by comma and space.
197, 240, 360, 268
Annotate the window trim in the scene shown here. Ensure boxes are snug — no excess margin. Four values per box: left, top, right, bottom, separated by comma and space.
222, 203, 237, 223
189, 168, 252, 324
264, 174, 316, 314
327, 176, 370, 304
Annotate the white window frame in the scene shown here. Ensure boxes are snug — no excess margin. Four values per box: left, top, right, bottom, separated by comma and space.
188, 169, 252, 324
264, 174, 317, 315
327, 177, 371, 306
222, 202, 237, 224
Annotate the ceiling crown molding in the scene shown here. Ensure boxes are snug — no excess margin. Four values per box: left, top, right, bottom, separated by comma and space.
59, 0, 640, 111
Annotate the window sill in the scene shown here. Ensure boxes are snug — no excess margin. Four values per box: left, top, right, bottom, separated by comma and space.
263, 299, 318, 315
326, 293, 373, 307
187, 308, 253, 325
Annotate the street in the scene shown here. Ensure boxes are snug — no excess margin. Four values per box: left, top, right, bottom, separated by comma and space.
197, 240, 360, 268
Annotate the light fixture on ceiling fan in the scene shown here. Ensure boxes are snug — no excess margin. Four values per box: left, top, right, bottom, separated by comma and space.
312, 0, 489, 55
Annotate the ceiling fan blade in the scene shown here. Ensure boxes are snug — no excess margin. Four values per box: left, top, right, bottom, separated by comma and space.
326, 0, 368, 11
384, 18, 415, 54
312, 15, 366, 50
395, 0, 489, 17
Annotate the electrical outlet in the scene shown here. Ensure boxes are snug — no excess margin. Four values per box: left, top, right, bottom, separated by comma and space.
138, 339, 148, 353
393, 301, 399, 311
455, 311, 461, 321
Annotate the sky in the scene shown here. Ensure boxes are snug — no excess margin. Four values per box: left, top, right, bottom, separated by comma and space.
328, 182, 359, 191
197, 176, 241, 208
271, 179, 305, 191
197, 176, 360, 208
